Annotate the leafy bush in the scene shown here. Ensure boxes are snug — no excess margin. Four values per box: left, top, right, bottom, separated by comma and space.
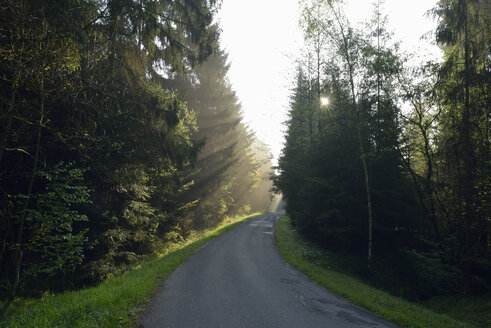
395, 248, 463, 300
5, 162, 91, 293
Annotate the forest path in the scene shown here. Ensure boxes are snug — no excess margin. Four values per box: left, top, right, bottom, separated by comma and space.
139, 213, 399, 328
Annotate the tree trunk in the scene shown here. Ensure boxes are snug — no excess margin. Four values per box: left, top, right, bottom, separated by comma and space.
7, 78, 45, 315
462, 7, 474, 295
308, 55, 313, 147
329, 5, 374, 264
316, 29, 322, 134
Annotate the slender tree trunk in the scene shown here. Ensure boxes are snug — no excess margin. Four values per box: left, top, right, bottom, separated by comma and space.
346, 54, 373, 263
410, 102, 441, 241
0, 22, 23, 165
421, 124, 440, 241
376, 3, 381, 150
308, 55, 313, 146
317, 29, 322, 134
329, 5, 374, 263
0, 87, 17, 281
5, 76, 45, 317
462, 7, 474, 295
357, 102, 373, 263
0, 89, 15, 164
399, 150, 430, 218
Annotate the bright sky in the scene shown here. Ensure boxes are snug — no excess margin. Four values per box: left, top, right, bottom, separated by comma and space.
216, 0, 442, 165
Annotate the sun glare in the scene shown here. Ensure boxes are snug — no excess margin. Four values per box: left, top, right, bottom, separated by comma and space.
217, 0, 440, 165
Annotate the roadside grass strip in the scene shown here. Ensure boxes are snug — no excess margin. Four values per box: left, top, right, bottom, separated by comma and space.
1, 213, 261, 328
275, 214, 478, 328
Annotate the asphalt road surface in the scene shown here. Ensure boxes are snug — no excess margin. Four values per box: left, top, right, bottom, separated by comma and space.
139, 213, 400, 328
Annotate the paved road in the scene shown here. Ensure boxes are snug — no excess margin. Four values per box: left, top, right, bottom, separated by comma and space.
139, 213, 400, 328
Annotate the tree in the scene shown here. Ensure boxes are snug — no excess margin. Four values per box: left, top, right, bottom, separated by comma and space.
431, 0, 491, 293
399, 63, 444, 241
0, 0, 221, 306
301, 0, 375, 262
276, 0, 490, 299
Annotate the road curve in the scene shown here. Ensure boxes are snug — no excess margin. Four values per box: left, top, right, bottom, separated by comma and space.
139, 213, 400, 328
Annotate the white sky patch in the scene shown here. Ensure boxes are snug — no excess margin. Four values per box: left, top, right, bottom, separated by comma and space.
216, 0, 442, 166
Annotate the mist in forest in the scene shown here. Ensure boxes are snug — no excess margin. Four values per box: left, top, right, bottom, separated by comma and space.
0, 1, 273, 304
176, 44, 275, 229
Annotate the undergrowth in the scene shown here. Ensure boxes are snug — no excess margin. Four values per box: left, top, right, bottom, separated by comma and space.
0, 213, 260, 328
275, 214, 487, 328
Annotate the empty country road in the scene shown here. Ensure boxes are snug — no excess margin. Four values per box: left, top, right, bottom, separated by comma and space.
139, 213, 400, 328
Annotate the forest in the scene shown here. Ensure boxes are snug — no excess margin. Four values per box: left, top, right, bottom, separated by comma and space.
0, 0, 273, 311
1, 0, 490, 325
274, 0, 490, 301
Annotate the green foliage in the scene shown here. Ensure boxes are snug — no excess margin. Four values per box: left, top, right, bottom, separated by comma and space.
24, 163, 89, 278
396, 249, 463, 299
0, 213, 259, 328
0, 0, 203, 295
276, 4, 417, 254
276, 214, 481, 328
0, 0, 271, 314
428, 0, 491, 294
276, 0, 490, 304
4, 162, 90, 293
423, 296, 491, 328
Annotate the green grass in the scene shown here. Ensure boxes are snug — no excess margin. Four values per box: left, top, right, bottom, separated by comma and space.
274, 214, 481, 328
0, 213, 261, 328
422, 296, 491, 328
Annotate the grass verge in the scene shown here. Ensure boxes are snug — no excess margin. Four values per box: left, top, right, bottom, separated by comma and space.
275, 214, 481, 328
1, 213, 261, 328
